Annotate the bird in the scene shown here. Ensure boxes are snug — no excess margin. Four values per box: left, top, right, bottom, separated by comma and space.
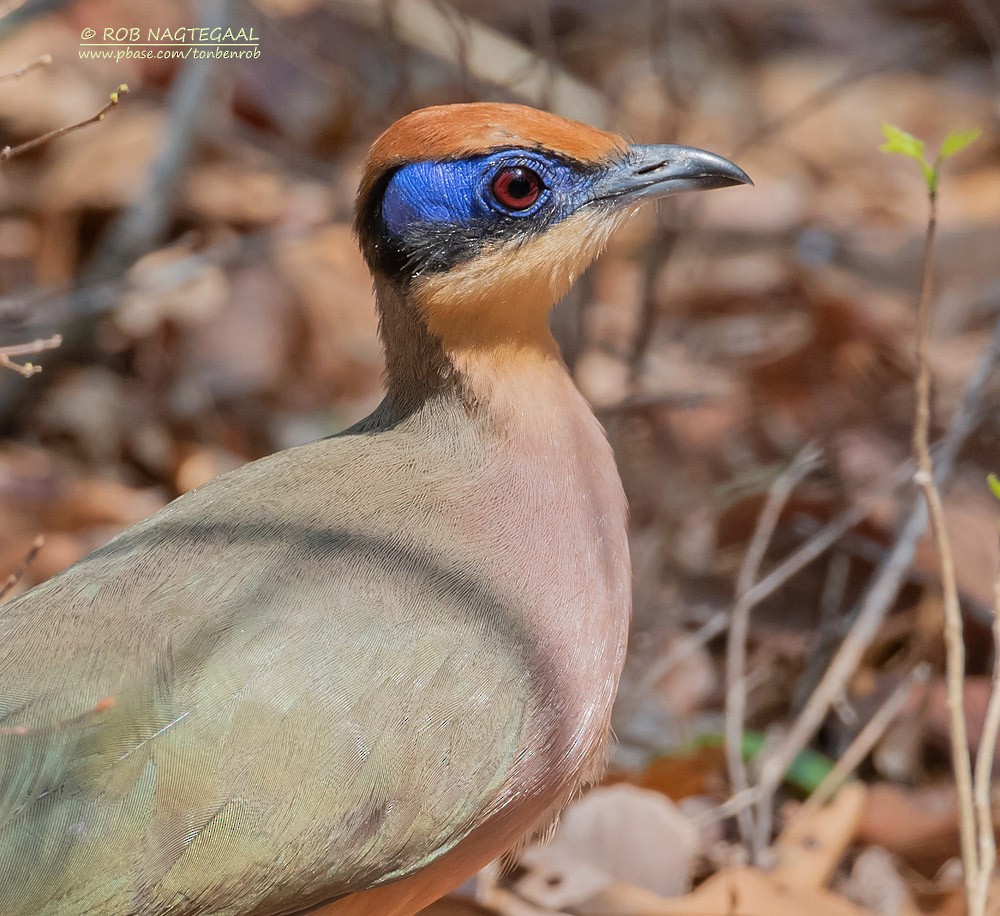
0, 102, 749, 916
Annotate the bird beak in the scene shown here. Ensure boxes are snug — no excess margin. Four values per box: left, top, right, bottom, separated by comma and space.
590, 143, 752, 206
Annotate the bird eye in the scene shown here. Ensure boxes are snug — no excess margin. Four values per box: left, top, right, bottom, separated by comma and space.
490, 166, 543, 211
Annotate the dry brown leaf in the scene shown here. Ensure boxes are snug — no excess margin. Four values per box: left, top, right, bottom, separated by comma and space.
420, 897, 502, 915
0, 446, 164, 581
116, 243, 229, 337
680, 866, 871, 916
174, 446, 245, 494
574, 867, 873, 916
839, 847, 921, 916
177, 263, 296, 400
40, 107, 164, 211
274, 223, 382, 404
185, 163, 294, 225
856, 783, 970, 878
775, 782, 867, 890
575, 349, 630, 410
630, 744, 728, 802
517, 785, 699, 910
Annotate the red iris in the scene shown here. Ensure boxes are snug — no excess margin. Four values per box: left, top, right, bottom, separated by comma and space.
490, 166, 543, 211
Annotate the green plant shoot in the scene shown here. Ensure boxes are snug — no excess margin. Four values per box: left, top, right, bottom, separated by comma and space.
880, 122, 981, 195
989, 473, 1000, 502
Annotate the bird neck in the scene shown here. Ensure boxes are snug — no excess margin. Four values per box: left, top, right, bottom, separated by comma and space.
374, 276, 563, 419
374, 277, 456, 413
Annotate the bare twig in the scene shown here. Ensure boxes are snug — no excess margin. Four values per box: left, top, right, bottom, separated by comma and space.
525, 0, 558, 113
88, 0, 223, 281
793, 551, 852, 712
726, 441, 822, 855
912, 172, 979, 906
629, 221, 681, 373
631, 611, 728, 696
0, 223, 280, 332
0, 85, 128, 163
0, 0, 31, 21
797, 663, 931, 819
0, 53, 51, 83
736, 30, 950, 154
0, 333, 61, 377
627, 1, 692, 375
330, 0, 608, 124
962, 0, 1000, 115
972, 556, 1000, 914
693, 784, 765, 829
624, 457, 917, 739
0, 535, 44, 602
750, 314, 1000, 854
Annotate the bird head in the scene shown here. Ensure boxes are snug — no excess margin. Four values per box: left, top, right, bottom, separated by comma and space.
354, 103, 750, 376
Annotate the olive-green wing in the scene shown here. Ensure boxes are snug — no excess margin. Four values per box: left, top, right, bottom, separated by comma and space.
0, 436, 539, 916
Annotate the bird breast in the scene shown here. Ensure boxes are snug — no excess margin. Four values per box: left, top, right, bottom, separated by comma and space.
447, 352, 632, 798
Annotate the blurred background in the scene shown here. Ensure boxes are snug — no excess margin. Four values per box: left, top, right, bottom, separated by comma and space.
0, 0, 999, 913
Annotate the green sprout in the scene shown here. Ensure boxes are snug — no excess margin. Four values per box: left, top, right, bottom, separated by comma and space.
880, 122, 981, 195
989, 473, 1000, 502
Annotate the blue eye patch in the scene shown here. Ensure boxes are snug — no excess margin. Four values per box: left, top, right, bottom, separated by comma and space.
380, 150, 589, 239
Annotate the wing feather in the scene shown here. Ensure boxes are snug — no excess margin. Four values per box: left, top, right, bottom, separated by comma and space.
0, 431, 538, 915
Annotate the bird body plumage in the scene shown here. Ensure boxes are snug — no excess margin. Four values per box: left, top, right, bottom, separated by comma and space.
0, 102, 748, 914
0, 375, 629, 915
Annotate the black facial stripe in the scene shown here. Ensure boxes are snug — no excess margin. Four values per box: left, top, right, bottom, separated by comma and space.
353, 150, 607, 280
391, 213, 557, 276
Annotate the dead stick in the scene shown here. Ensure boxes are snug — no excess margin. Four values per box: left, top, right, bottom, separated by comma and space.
0, 85, 128, 163
0, 534, 44, 602
0, 333, 61, 377
911, 180, 979, 903
972, 556, 1000, 914
0, 0, 30, 20
625, 458, 914, 731
796, 663, 931, 819
0, 53, 51, 83
751, 315, 1000, 854
726, 441, 822, 855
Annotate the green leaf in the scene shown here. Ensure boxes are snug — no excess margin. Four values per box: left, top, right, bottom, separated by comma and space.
695, 731, 836, 793
880, 122, 926, 162
989, 473, 1000, 501
940, 128, 982, 160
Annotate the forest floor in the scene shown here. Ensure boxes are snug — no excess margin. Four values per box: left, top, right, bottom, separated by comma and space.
1, 0, 1000, 913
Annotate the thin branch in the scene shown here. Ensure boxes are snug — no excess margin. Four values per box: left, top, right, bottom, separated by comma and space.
0, 85, 128, 163
624, 456, 919, 741
0, 333, 61, 377
0, 535, 44, 602
750, 314, 1000, 854
736, 30, 950, 153
913, 179, 979, 907
87, 14, 217, 281
726, 441, 822, 855
331, 0, 608, 124
793, 550, 852, 712
624, 611, 728, 711
797, 663, 931, 819
0, 0, 31, 21
0, 53, 51, 83
629, 221, 681, 374
693, 784, 765, 829
739, 460, 911, 619
962, 0, 1000, 115
972, 556, 1000, 915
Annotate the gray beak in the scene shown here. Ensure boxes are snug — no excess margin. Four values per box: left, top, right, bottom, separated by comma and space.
590, 143, 752, 205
